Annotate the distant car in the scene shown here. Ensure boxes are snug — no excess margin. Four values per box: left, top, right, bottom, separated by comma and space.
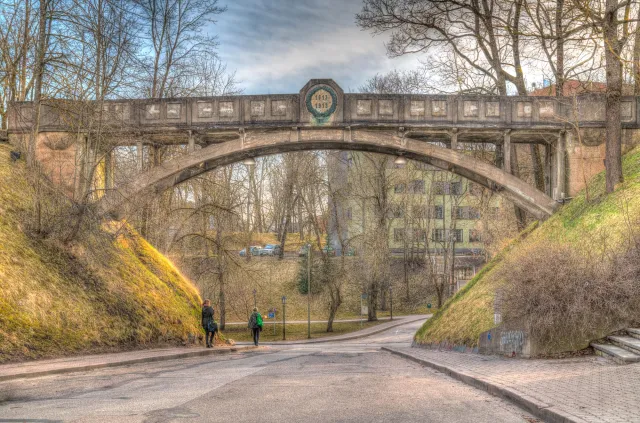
322, 246, 337, 257
260, 244, 282, 256
299, 245, 345, 257
239, 246, 262, 257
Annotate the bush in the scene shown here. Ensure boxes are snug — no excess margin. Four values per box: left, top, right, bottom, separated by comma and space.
500, 242, 640, 353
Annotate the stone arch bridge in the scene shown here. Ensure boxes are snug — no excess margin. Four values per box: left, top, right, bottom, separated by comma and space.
6, 79, 639, 219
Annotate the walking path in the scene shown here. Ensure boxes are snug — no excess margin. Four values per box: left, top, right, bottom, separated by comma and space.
235, 314, 430, 345
224, 316, 396, 325
0, 315, 428, 382
0, 345, 257, 382
384, 346, 640, 423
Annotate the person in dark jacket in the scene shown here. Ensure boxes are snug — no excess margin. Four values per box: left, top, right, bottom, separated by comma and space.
202, 299, 216, 348
248, 308, 263, 346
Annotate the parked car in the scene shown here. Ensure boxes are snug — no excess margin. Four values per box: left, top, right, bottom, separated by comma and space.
239, 246, 262, 257
322, 246, 337, 257
260, 244, 282, 256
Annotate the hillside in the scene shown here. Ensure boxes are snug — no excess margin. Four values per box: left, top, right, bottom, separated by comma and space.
0, 143, 204, 363
415, 146, 640, 352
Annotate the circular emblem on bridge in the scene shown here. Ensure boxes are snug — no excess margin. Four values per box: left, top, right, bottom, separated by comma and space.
306, 85, 337, 119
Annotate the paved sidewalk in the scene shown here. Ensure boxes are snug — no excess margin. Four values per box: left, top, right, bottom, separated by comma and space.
237, 314, 430, 345
0, 315, 430, 382
225, 316, 395, 325
0, 345, 258, 382
384, 346, 640, 423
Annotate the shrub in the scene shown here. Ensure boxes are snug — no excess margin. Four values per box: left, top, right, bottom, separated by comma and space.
500, 241, 640, 353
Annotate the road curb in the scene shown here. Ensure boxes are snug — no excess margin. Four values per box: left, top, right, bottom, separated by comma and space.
0, 346, 258, 383
381, 347, 587, 423
241, 315, 430, 346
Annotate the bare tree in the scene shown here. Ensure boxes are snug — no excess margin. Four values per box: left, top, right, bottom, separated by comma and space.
131, 0, 226, 99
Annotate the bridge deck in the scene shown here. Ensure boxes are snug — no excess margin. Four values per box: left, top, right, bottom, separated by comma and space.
6, 90, 635, 146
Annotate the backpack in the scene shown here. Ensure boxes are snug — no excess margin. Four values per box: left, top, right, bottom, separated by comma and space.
256, 313, 263, 328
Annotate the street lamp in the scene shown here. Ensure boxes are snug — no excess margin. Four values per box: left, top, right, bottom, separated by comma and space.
242, 157, 256, 166
307, 243, 312, 339
393, 156, 407, 166
281, 296, 287, 340
389, 286, 393, 321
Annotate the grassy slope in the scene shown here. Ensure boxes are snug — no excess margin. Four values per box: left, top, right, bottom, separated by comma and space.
415, 146, 640, 348
0, 143, 203, 363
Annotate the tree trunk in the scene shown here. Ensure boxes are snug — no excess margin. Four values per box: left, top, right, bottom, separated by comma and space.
635, 7, 640, 94
556, 0, 565, 96
604, 0, 624, 193
29, 0, 49, 167
326, 286, 341, 332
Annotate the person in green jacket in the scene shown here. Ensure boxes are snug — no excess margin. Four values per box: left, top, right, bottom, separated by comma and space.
248, 308, 263, 346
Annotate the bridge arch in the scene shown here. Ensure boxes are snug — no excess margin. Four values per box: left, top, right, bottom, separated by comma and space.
97, 129, 559, 219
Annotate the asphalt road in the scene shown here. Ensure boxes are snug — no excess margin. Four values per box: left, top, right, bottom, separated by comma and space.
0, 320, 538, 423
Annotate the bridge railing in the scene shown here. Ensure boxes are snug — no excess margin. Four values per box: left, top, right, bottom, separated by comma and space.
6, 94, 638, 133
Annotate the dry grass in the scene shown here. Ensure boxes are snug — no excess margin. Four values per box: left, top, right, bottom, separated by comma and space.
501, 242, 640, 353
415, 146, 640, 352
0, 143, 204, 363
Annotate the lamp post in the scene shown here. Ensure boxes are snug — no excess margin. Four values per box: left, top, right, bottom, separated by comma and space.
253, 288, 257, 309
307, 243, 312, 339
281, 296, 287, 340
244, 157, 255, 263
389, 286, 393, 321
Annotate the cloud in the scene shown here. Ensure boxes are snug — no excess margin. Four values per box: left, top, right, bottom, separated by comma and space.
213, 0, 421, 94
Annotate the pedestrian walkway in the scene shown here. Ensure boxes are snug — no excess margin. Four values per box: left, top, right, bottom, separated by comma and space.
384, 346, 640, 423
0, 345, 257, 382
237, 314, 430, 346
225, 316, 395, 326
0, 315, 429, 382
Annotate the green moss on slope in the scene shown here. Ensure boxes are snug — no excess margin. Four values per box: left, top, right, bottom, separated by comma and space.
415, 146, 640, 348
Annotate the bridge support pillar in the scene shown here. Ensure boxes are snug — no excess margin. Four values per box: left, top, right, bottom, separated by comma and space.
188, 131, 195, 153
152, 145, 161, 166
104, 150, 114, 190
136, 142, 144, 171
552, 131, 566, 201
450, 129, 458, 150
503, 130, 511, 174
544, 144, 552, 196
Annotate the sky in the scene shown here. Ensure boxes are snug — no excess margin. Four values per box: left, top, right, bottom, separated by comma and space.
213, 0, 422, 94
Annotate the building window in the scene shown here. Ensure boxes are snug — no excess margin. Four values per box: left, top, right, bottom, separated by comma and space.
413, 229, 427, 242
394, 228, 406, 242
433, 205, 444, 219
470, 229, 482, 242
451, 181, 463, 195
409, 179, 425, 194
433, 181, 462, 195
394, 183, 405, 194
454, 206, 480, 220
432, 229, 463, 242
